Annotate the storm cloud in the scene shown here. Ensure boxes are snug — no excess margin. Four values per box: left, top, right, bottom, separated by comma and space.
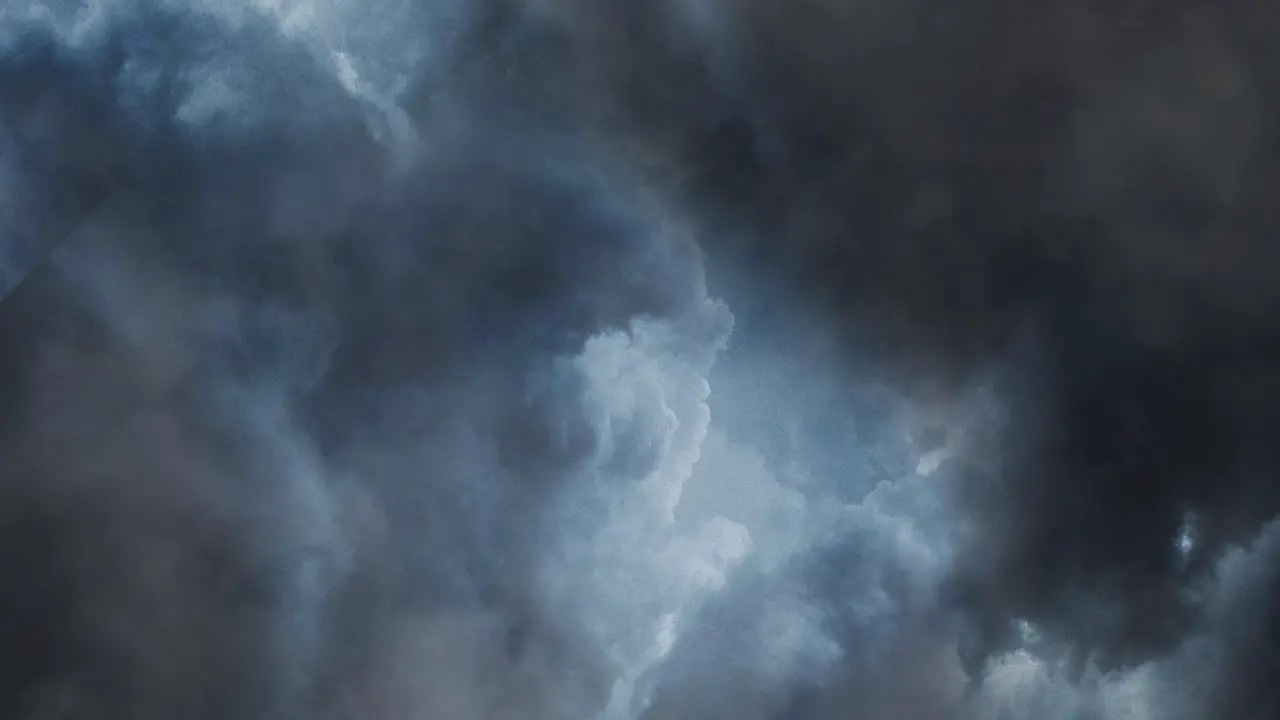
2, 1, 1280, 719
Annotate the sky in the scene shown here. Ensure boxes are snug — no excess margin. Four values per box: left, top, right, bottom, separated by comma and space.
2, 1, 1280, 718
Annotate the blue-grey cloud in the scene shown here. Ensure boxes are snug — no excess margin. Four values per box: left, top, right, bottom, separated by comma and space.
4, 2, 1280, 720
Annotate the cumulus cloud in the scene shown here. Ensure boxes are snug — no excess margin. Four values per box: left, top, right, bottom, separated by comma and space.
4, 1, 1280, 719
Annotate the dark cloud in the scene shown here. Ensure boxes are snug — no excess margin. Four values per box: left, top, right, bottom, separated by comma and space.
543, 0, 1280, 713
4, 1, 1280, 719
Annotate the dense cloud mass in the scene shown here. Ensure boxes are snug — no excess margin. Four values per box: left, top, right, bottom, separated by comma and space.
2, 1, 1280, 718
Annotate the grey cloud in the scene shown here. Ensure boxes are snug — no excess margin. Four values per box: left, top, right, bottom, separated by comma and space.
6, 1, 1280, 719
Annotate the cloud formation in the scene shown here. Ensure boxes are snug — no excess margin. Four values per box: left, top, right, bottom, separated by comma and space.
3, 1, 1280, 719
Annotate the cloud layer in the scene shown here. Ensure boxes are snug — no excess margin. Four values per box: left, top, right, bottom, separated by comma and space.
3, 1, 1280, 719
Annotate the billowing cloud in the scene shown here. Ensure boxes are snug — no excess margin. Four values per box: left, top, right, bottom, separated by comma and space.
4, 1, 1280, 719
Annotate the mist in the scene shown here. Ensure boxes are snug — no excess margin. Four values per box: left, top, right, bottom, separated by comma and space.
3, 1, 1280, 719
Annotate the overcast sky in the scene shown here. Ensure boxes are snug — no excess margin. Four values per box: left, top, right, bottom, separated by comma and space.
2, 2, 1280, 718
